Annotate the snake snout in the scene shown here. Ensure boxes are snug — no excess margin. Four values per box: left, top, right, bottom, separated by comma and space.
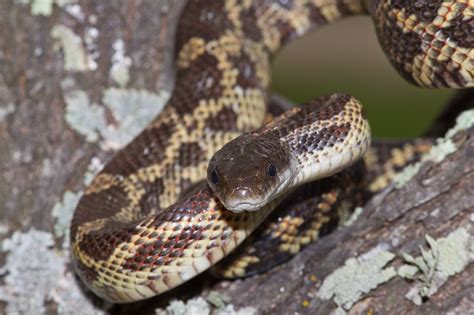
223, 187, 265, 213
231, 187, 251, 198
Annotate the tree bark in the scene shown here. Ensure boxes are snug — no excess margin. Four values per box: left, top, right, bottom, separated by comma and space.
0, 1, 473, 315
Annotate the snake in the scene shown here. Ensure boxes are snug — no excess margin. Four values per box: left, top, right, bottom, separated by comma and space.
70, 0, 474, 303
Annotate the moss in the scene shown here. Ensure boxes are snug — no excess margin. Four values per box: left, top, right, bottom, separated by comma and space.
317, 250, 396, 310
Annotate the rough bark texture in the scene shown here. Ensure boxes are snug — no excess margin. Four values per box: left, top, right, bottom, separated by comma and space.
0, 1, 473, 315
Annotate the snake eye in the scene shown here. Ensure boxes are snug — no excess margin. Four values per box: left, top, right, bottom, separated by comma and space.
211, 169, 219, 184
268, 163, 277, 177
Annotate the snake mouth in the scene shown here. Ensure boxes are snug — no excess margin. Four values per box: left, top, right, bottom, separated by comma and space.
221, 197, 267, 213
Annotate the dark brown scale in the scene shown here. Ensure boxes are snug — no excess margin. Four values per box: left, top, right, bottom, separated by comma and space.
240, 5, 263, 42
138, 177, 165, 214
262, 94, 347, 138
71, 184, 130, 239
442, 14, 473, 48
172, 52, 224, 116
390, 0, 443, 22
306, 4, 329, 25
229, 50, 262, 90
175, 1, 232, 54
77, 226, 139, 262
372, 9, 422, 84
205, 105, 240, 132
100, 120, 176, 177
177, 142, 205, 168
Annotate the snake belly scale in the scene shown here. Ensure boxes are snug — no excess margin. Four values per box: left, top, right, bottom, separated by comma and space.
70, 0, 474, 303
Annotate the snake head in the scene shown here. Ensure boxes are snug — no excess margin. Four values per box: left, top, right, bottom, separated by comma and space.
207, 133, 297, 213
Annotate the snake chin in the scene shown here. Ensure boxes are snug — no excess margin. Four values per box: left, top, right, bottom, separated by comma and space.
223, 198, 267, 213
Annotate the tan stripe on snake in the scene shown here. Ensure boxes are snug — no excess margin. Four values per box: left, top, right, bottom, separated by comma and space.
70, 0, 474, 303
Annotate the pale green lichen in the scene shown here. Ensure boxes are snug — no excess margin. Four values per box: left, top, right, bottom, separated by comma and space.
342, 206, 364, 227
0, 229, 103, 315
206, 291, 231, 309
30, 0, 54, 15
332, 306, 348, 315
110, 39, 132, 87
0, 103, 15, 122
51, 24, 96, 71
445, 109, 474, 138
399, 228, 473, 305
51, 190, 82, 249
0, 224, 9, 236
397, 264, 419, 279
317, 251, 397, 310
63, 87, 169, 149
155, 297, 256, 315
18, 0, 76, 16
100, 88, 169, 150
156, 298, 211, 315
83, 156, 104, 185
393, 109, 474, 188
64, 90, 107, 142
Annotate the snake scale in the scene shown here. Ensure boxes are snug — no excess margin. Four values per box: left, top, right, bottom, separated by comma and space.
70, 0, 474, 303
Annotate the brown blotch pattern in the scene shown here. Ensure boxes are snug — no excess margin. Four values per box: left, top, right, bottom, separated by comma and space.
390, 0, 442, 22
70, 0, 470, 303
442, 14, 473, 48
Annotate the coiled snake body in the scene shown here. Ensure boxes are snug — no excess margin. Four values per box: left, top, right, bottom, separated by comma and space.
70, 0, 474, 303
